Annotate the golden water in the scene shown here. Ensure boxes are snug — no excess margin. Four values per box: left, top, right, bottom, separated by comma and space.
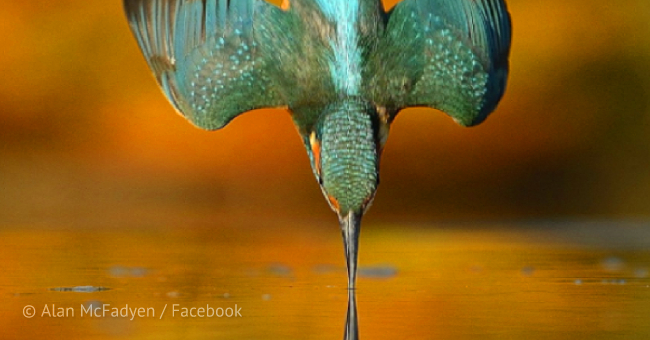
2, 221, 650, 339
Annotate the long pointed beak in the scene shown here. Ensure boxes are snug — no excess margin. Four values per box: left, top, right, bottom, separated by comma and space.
339, 210, 363, 289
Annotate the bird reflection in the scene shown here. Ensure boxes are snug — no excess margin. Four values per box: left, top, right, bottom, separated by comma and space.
344, 289, 358, 340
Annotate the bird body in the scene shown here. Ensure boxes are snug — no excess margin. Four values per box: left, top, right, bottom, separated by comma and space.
123, 0, 512, 288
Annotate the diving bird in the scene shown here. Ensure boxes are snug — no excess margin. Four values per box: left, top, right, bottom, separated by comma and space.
123, 0, 511, 289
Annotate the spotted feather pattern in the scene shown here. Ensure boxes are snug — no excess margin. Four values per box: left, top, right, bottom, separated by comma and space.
123, 0, 287, 130
367, 0, 511, 126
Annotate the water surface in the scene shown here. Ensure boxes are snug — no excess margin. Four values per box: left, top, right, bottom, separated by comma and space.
2, 221, 650, 339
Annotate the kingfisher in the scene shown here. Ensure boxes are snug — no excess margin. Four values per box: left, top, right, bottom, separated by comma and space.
123, 0, 511, 289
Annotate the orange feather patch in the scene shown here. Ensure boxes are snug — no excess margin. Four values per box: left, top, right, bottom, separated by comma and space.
280, 0, 290, 11
310, 132, 322, 177
327, 194, 340, 212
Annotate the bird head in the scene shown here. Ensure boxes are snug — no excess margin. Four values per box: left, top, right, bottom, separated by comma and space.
299, 97, 385, 219
295, 96, 388, 288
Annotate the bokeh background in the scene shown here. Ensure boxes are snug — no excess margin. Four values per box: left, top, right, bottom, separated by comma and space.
1, 0, 650, 229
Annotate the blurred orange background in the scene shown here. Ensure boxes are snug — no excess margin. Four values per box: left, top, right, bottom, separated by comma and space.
1, 0, 650, 227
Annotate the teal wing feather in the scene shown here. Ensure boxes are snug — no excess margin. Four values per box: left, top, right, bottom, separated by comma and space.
366, 0, 511, 126
123, 0, 288, 130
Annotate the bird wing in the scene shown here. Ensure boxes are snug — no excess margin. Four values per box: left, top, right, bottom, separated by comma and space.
366, 0, 511, 126
123, 0, 289, 130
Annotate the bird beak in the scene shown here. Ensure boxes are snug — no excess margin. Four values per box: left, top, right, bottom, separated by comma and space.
339, 210, 363, 289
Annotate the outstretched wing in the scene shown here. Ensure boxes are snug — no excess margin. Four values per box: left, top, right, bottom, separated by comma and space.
366, 0, 511, 126
123, 0, 288, 130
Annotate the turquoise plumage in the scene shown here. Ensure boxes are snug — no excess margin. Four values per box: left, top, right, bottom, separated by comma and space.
123, 0, 512, 288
